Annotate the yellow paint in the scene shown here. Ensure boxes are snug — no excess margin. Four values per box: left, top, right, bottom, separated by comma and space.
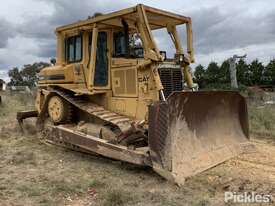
37, 4, 195, 121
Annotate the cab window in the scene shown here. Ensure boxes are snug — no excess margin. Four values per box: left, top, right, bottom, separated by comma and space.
113, 31, 127, 57
65, 35, 82, 63
113, 31, 143, 58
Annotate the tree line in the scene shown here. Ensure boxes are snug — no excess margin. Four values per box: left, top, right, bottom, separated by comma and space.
6, 59, 275, 89
194, 59, 275, 89
8, 62, 50, 87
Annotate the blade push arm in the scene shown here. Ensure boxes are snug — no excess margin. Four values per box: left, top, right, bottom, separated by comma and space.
167, 23, 194, 89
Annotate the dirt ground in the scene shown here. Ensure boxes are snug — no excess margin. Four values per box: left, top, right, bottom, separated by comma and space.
0, 92, 275, 206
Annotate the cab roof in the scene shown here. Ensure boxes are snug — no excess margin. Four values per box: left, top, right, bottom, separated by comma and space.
56, 4, 191, 32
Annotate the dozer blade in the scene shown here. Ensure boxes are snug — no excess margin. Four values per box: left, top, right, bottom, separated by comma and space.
148, 91, 254, 185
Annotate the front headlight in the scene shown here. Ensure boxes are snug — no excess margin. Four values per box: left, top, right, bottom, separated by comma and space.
175, 53, 185, 64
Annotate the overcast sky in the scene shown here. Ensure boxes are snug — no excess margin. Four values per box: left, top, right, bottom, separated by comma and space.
0, 0, 275, 80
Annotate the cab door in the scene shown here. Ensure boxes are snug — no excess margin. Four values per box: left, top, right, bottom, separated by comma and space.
93, 31, 110, 89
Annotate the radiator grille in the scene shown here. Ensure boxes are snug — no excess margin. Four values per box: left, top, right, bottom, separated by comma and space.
159, 67, 183, 98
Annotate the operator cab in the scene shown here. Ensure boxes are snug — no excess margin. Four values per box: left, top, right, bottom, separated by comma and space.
39, 4, 195, 102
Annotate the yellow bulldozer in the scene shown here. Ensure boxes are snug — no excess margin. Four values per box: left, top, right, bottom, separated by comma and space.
17, 4, 253, 185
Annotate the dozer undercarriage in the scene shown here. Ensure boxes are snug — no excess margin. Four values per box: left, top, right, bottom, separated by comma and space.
17, 4, 254, 185
17, 88, 253, 185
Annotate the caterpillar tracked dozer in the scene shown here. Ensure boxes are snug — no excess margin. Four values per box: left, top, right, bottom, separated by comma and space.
17, 4, 254, 185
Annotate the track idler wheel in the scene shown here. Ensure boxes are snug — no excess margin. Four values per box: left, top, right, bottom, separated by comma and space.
48, 95, 72, 124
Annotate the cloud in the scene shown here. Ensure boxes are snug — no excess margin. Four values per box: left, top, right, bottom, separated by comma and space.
0, 18, 15, 48
0, 70, 8, 81
0, 36, 48, 72
36, 39, 56, 58
17, 16, 54, 40
195, 42, 275, 69
14, 0, 130, 61
189, 7, 275, 54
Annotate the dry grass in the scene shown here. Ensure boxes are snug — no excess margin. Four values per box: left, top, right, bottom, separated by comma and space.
249, 105, 275, 139
101, 189, 134, 206
0, 92, 275, 206
0, 92, 224, 205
